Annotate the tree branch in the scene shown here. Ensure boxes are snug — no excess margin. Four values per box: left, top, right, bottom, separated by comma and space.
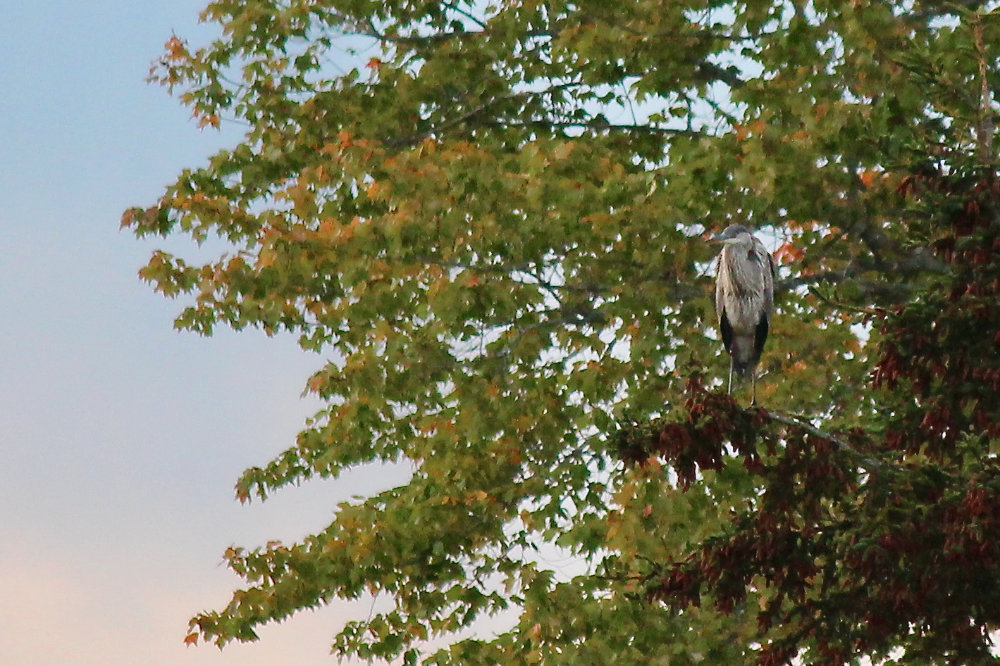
382, 84, 589, 147
762, 410, 887, 474
484, 118, 704, 137
777, 270, 919, 303
442, 1, 488, 31
973, 11, 995, 165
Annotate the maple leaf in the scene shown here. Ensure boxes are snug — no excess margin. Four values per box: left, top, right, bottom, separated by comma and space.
131, 1, 1000, 663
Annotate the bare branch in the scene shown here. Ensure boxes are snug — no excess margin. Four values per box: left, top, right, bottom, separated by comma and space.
484, 118, 705, 138
777, 270, 919, 303
806, 287, 887, 317
762, 410, 887, 473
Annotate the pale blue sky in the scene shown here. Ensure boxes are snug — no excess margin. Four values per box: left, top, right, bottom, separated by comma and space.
0, 2, 407, 663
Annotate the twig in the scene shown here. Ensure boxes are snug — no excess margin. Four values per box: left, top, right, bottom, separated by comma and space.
806, 286, 886, 317
443, 0, 488, 30
382, 84, 583, 147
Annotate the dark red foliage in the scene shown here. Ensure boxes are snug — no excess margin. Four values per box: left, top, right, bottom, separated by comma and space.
635, 171, 1000, 664
872, 172, 1000, 458
614, 375, 766, 487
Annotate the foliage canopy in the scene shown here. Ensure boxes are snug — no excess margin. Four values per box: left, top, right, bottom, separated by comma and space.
126, 0, 1000, 663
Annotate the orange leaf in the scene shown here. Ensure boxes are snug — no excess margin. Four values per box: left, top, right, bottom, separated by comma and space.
776, 242, 804, 263
257, 248, 276, 269
184, 633, 199, 646
307, 374, 326, 393
165, 35, 188, 61
859, 169, 880, 188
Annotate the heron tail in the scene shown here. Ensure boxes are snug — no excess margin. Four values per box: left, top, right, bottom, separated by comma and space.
731, 359, 755, 382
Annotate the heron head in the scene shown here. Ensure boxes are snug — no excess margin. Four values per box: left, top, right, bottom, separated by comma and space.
710, 224, 752, 245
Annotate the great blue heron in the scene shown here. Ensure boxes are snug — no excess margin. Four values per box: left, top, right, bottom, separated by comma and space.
711, 224, 776, 405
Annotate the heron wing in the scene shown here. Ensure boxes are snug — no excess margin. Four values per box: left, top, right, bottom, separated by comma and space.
720, 307, 734, 354
753, 310, 769, 362
758, 239, 777, 314
714, 254, 725, 319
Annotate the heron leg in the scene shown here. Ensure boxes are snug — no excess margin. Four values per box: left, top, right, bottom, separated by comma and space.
727, 359, 734, 395
750, 371, 757, 406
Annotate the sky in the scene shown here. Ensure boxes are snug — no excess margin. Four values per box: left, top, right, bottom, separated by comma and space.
0, 2, 410, 663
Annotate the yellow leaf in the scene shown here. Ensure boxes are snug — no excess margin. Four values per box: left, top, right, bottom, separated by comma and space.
257, 248, 276, 268
552, 141, 574, 161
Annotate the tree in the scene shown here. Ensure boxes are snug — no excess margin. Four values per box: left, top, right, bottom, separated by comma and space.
124, 0, 1000, 663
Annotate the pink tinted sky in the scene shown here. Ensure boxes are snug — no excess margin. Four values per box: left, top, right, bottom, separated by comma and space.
0, 2, 412, 663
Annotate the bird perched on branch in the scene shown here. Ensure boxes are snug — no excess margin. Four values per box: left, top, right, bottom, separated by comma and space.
711, 225, 776, 405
